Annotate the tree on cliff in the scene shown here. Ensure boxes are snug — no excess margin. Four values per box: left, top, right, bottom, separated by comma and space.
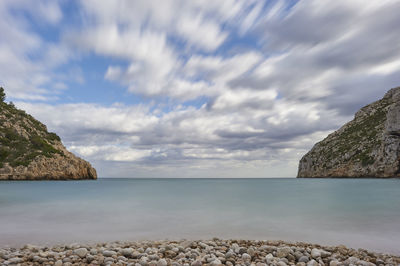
0, 87, 5, 102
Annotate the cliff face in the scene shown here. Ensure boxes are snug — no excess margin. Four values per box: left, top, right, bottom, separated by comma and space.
298, 87, 400, 178
0, 100, 97, 180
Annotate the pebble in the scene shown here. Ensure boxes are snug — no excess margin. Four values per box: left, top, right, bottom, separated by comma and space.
266, 253, 274, 263
242, 253, 251, 261
298, 255, 310, 263
122, 248, 134, 257
0, 239, 398, 266
7, 257, 24, 264
330, 260, 340, 266
248, 247, 255, 257
210, 258, 222, 265
277, 247, 292, 258
103, 250, 117, 257
157, 258, 168, 266
191, 260, 202, 266
277, 261, 288, 266
225, 251, 234, 259
74, 247, 88, 258
307, 259, 319, 266
311, 248, 321, 258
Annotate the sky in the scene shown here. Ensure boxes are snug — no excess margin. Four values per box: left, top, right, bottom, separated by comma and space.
1, 0, 400, 178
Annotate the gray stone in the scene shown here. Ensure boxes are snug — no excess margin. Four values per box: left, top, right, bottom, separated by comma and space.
345, 257, 359, 265
90, 248, 98, 255
311, 249, 321, 259
86, 255, 95, 263
295, 251, 304, 259
242, 253, 251, 261
280, 258, 289, 264
103, 250, 117, 257
277, 261, 288, 266
104, 257, 115, 263
74, 248, 88, 258
299, 256, 310, 263
132, 251, 141, 259
329, 260, 340, 266
247, 247, 255, 257
7, 257, 24, 264
210, 258, 222, 266
191, 260, 202, 266
307, 259, 319, 266
238, 247, 247, 254
54, 260, 63, 266
121, 248, 134, 257
276, 247, 292, 258
225, 251, 234, 259
266, 253, 274, 263
157, 259, 168, 266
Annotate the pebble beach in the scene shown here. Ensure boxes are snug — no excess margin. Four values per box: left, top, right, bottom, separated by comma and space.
1, 239, 399, 266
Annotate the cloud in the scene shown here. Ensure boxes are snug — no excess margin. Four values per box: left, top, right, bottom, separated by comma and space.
2, 1, 400, 177
16, 91, 345, 177
0, 0, 75, 101
231, 0, 400, 115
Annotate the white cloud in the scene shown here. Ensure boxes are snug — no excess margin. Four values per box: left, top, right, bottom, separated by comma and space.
0, 0, 75, 101
175, 13, 228, 51
2, 0, 400, 178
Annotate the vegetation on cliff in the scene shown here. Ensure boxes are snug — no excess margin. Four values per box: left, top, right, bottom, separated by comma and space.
0, 87, 97, 180
0, 89, 62, 168
298, 87, 400, 178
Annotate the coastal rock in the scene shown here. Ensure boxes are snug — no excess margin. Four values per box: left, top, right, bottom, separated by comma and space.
298, 86, 400, 178
0, 87, 97, 180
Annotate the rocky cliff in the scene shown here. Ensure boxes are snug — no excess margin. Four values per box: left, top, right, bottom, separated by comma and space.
0, 89, 97, 180
298, 87, 400, 178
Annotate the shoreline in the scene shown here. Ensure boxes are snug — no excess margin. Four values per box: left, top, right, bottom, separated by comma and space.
1, 239, 399, 266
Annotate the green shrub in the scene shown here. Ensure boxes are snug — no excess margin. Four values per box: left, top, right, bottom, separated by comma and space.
47, 132, 61, 142
0, 87, 5, 102
0, 148, 9, 161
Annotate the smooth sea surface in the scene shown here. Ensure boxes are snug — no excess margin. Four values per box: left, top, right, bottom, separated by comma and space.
1, 178, 400, 254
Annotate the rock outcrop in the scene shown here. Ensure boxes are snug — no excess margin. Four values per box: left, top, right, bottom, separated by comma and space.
298, 86, 400, 178
0, 90, 97, 180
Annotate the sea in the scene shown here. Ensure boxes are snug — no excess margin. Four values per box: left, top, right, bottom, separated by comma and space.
0, 178, 399, 255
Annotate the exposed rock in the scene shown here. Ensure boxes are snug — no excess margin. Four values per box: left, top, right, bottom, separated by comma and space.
0, 87, 97, 180
298, 86, 400, 178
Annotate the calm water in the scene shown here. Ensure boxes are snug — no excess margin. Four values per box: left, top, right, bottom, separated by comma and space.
0, 178, 400, 254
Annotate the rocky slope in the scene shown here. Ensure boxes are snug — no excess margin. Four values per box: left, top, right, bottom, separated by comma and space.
0, 91, 97, 180
298, 87, 400, 178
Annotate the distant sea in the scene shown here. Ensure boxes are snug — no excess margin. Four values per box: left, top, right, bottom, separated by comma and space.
1, 178, 399, 254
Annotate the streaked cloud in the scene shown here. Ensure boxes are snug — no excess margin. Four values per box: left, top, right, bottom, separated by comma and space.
1, 0, 400, 177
